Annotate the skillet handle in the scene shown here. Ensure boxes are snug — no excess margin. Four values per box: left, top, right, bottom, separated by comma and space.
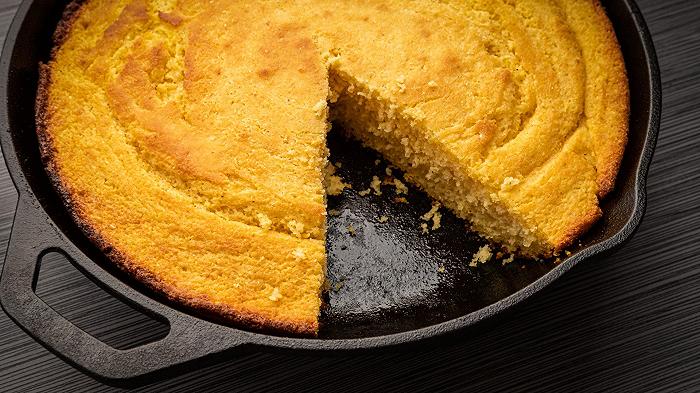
0, 196, 247, 384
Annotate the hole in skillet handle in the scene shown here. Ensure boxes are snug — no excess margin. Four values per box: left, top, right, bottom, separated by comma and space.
35, 251, 169, 350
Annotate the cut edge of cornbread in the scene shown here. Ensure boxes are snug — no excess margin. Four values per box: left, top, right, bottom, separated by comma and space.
328, 67, 549, 255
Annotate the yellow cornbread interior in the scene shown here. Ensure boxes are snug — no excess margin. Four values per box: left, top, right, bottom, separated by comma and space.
40, 0, 628, 334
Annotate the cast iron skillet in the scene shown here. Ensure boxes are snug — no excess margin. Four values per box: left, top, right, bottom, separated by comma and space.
0, 0, 660, 385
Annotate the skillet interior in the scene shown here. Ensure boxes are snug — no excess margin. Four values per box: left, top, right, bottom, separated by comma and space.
2, 0, 655, 340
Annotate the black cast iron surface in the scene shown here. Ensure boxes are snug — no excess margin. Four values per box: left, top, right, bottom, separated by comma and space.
0, 0, 698, 391
322, 131, 558, 338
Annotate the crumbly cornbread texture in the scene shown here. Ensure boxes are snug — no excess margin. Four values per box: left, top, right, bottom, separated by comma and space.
38, 0, 628, 334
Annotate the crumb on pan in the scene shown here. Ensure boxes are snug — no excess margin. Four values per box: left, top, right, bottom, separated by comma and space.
469, 245, 492, 267
419, 201, 442, 230
370, 175, 382, 195
393, 178, 409, 195
326, 174, 351, 195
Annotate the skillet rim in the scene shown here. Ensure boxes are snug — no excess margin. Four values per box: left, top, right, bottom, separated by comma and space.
0, 0, 660, 353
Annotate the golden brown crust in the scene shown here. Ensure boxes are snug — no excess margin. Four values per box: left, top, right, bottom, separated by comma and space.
35, 0, 85, 167
36, 1, 316, 337
89, 228, 317, 336
591, 0, 630, 198
554, 207, 604, 253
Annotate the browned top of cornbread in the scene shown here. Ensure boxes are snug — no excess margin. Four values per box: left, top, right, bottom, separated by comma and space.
38, 0, 627, 334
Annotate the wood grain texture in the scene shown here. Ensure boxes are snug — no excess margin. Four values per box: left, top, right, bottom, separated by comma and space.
1, 0, 699, 391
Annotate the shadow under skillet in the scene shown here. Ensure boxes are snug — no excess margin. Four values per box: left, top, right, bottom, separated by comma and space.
320, 126, 556, 339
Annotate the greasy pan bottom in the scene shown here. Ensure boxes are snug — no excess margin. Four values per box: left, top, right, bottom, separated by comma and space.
0, 0, 659, 384
322, 129, 557, 338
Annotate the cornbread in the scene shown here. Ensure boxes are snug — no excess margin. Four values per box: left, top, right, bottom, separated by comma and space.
470, 245, 494, 267
37, 0, 628, 334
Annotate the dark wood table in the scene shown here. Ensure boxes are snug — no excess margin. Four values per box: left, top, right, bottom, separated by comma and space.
1, 1, 699, 391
